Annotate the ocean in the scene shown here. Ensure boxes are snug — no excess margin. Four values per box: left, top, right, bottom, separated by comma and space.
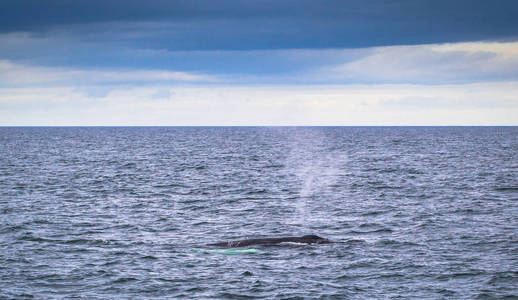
1, 127, 517, 299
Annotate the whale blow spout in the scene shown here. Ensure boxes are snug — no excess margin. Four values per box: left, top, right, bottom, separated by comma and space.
207, 234, 331, 248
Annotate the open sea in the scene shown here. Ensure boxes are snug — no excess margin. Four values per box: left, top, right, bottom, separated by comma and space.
1, 126, 517, 299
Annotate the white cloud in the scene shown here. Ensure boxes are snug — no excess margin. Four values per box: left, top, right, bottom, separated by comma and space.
2, 31, 518, 85
150, 88, 174, 100
1, 83, 517, 126
1, 40, 518, 125
0, 60, 216, 86
315, 42, 518, 84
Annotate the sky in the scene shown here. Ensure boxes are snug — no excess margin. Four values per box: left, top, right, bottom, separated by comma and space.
1, 0, 518, 125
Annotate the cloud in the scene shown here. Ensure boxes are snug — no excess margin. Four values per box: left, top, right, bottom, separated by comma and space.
2, 41, 518, 89
73, 86, 113, 98
0, 60, 216, 86
316, 42, 518, 84
2, 41, 518, 88
1, 1, 517, 50
150, 88, 173, 100
0, 31, 365, 73
1, 83, 517, 126
1, 2, 516, 126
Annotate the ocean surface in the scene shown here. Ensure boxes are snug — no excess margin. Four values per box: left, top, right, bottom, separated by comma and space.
1, 127, 517, 299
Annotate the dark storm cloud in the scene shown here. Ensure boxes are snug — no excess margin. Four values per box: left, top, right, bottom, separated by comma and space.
1, 0, 517, 50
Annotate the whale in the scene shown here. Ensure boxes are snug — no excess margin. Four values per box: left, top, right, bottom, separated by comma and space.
207, 234, 330, 248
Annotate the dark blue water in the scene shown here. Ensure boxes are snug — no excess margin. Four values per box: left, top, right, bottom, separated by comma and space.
1, 127, 517, 299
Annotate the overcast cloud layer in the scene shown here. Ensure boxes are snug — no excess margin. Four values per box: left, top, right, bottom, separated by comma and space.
1, 0, 517, 125
2, 0, 518, 50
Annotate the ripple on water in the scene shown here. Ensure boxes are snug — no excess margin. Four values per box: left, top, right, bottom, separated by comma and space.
0, 127, 517, 299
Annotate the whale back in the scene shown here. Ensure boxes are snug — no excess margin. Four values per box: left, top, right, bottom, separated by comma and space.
207, 234, 330, 248
301, 234, 330, 244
